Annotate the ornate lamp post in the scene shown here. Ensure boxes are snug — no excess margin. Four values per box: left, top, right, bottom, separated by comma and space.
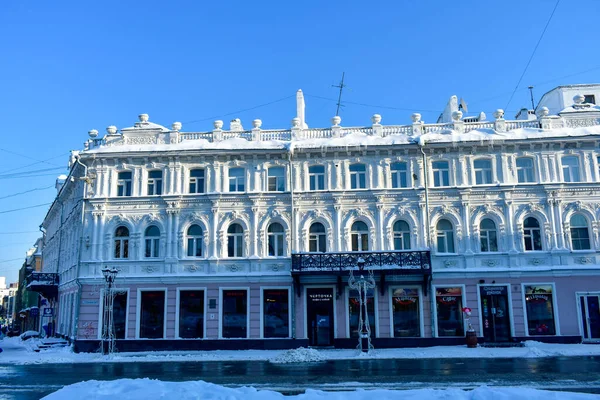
101, 267, 118, 356
348, 257, 375, 353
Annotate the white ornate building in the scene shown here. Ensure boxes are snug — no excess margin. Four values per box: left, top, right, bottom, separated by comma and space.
31, 85, 600, 351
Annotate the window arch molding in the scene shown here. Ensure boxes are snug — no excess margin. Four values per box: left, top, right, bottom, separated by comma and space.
342, 211, 376, 252
562, 210, 595, 251
349, 219, 372, 252
385, 213, 418, 250
180, 218, 209, 258
262, 218, 290, 257
430, 212, 462, 254
301, 216, 334, 253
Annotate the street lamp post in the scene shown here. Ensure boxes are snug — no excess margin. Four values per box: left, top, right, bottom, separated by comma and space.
348, 257, 375, 353
101, 267, 118, 356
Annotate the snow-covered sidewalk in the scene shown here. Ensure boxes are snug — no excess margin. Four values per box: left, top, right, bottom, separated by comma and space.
1, 336, 600, 365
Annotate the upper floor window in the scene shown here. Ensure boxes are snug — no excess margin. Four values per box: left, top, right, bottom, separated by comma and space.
432, 161, 450, 187
584, 94, 596, 104
189, 169, 205, 194
267, 223, 285, 256
570, 214, 591, 250
351, 221, 369, 251
436, 219, 455, 253
516, 157, 535, 183
309, 222, 327, 252
393, 220, 411, 250
391, 162, 408, 188
227, 224, 244, 257
268, 167, 285, 192
187, 224, 203, 257
562, 156, 581, 182
309, 165, 325, 191
144, 226, 160, 258
147, 170, 163, 196
114, 226, 129, 259
349, 164, 367, 189
117, 171, 132, 197
479, 218, 498, 252
474, 159, 493, 185
523, 217, 542, 251
228, 168, 245, 192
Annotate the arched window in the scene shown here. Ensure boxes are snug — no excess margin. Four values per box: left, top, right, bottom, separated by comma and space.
268, 223, 285, 256
351, 221, 369, 251
570, 214, 591, 250
309, 223, 327, 252
144, 226, 160, 258
479, 218, 498, 252
393, 220, 411, 250
436, 219, 455, 253
187, 224, 203, 257
114, 226, 129, 259
227, 224, 244, 257
523, 217, 542, 251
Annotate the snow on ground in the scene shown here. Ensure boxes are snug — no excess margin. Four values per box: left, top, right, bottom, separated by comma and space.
270, 347, 325, 364
41, 379, 600, 400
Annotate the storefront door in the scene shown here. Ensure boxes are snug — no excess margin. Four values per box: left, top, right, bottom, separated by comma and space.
579, 294, 600, 341
307, 288, 334, 346
480, 286, 511, 342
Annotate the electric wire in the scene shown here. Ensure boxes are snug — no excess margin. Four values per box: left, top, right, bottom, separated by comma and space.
0, 167, 65, 179
0, 185, 54, 200
0, 231, 40, 235
0, 202, 52, 214
0, 148, 64, 169
0, 152, 69, 175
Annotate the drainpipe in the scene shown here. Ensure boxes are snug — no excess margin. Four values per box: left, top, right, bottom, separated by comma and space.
287, 146, 296, 339
72, 155, 88, 344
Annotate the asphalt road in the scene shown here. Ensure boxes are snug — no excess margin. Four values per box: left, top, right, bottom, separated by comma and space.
1, 356, 599, 399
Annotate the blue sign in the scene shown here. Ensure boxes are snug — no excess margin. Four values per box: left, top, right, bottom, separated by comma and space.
43, 308, 53, 316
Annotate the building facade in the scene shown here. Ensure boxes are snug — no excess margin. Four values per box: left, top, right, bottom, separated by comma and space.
35, 86, 600, 351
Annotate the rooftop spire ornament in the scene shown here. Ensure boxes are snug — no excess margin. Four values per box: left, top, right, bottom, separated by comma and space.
348, 257, 375, 353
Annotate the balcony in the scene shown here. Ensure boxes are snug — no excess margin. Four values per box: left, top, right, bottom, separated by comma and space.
26, 272, 59, 299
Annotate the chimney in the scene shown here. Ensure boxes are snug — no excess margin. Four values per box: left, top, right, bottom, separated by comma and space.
55, 174, 68, 193
296, 89, 308, 129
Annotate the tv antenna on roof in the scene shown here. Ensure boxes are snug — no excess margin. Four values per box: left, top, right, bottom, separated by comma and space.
528, 86, 536, 110
332, 72, 347, 116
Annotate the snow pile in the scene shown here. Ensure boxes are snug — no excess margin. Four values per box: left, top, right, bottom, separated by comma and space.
42, 379, 600, 400
270, 347, 325, 364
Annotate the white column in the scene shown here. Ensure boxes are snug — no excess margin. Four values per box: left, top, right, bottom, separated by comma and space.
377, 204, 385, 251
462, 202, 472, 254
334, 205, 342, 251
211, 208, 218, 258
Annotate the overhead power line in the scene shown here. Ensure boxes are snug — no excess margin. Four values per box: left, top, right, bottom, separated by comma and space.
0, 257, 23, 264
0, 231, 40, 235
0, 202, 52, 215
0, 148, 65, 170
0, 185, 54, 200
0, 167, 64, 179
0, 152, 69, 175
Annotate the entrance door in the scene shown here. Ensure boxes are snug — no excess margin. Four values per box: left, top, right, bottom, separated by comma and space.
480, 286, 511, 342
307, 288, 334, 346
579, 294, 600, 341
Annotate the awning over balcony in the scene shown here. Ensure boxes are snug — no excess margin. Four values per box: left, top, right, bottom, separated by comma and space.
26, 272, 59, 299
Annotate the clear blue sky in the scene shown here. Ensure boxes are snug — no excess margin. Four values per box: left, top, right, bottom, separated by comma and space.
0, 0, 599, 283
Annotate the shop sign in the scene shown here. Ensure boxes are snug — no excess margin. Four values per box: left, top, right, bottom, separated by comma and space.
481, 286, 507, 296
309, 293, 332, 302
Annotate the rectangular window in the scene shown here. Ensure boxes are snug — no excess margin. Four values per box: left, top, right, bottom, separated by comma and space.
102, 292, 127, 339
584, 94, 596, 104
435, 287, 464, 337
179, 290, 204, 338
391, 288, 420, 337
474, 159, 493, 185
189, 169, 205, 194
309, 165, 325, 191
524, 285, 556, 336
562, 156, 581, 182
222, 290, 247, 338
432, 161, 450, 187
117, 171, 132, 197
228, 168, 245, 192
263, 289, 289, 338
145, 238, 159, 258
516, 157, 535, 183
391, 162, 408, 188
139, 291, 165, 339
349, 164, 367, 189
348, 288, 376, 338
268, 167, 285, 192
147, 170, 163, 195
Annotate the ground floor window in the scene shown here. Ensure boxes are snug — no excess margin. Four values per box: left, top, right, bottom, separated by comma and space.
436, 287, 464, 337
391, 288, 420, 337
179, 290, 204, 338
348, 288, 376, 338
139, 291, 165, 339
263, 289, 289, 338
524, 285, 556, 335
112, 292, 127, 339
222, 289, 248, 338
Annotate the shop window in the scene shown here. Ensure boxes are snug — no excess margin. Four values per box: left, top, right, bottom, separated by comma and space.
432, 161, 450, 187
189, 169, 205, 194
436, 219, 455, 253
309, 165, 325, 191
523, 217, 542, 251
186, 224, 203, 257
309, 222, 327, 252
480, 218, 498, 252
144, 226, 160, 258
263, 289, 289, 338
267, 223, 285, 257
570, 214, 591, 250
117, 171, 132, 197
349, 163, 367, 189
102, 292, 127, 339
391, 288, 420, 337
147, 170, 163, 195
393, 220, 411, 250
222, 290, 247, 338
227, 224, 244, 257
348, 288, 376, 338
178, 290, 204, 338
351, 221, 369, 251
524, 285, 556, 335
268, 167, 285, 192
516, 157, 535, 183
435, 287, 464, 337
474, 159, 493, 185
114, 226, 129, 259
139, 291, 165, 339
391, 162, 408, 188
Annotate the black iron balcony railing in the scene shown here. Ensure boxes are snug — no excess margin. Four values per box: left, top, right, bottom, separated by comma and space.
26, 272, 59, 299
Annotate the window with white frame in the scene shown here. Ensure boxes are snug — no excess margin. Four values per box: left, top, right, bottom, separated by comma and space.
117, 171, 132, 197
432, 161, 450, 187
474, 159, 493, 185
144, 226, 160, 258
309, 222, 327, 252
139, 291, 165, 339
524, 285, 556, 335
479, 218, 498, 252
348, 288, 376, 338
562, 156, 581, 182
268, 167, 285, 192
178, 290, 204, 338
516, 157, 535, 183
435, 287, 464, 336
351, 221, 369, 251
570, 214, 591, 250
189, 169, 205, 194
186, 224, 203, 257
436, 219, 455, 253
227, 224, 244, 257
523, 217, 542, 251
147, 170, 163, 195
391, 288, 420, 337
222, 289, 247, 338
309, 165, 325, 191
267, 222, 285, 256
114, 226, 129, 259
393, 220, 411, 250
391, 162, 408, 188
263, 289, 289, 338
349, 163, 367, 189
228, 168, 245, 192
